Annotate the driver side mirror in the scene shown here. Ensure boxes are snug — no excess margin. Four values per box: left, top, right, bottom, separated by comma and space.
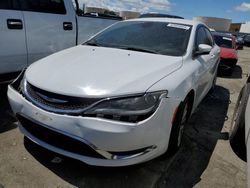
194, 44, 212, 57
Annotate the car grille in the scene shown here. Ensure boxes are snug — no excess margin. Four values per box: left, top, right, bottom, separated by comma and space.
17, 114, 105, 159
24, 82, 102, 115
23, 82, 154, 123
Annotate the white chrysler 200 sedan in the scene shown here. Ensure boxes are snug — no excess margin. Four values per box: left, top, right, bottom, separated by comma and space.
8, 18, 220, 166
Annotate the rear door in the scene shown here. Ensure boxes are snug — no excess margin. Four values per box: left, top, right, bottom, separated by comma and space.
0, 0, 27, 74
20, 0, 76, 65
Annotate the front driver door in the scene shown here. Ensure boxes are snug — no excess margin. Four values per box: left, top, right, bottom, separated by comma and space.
193, 26, 215, 105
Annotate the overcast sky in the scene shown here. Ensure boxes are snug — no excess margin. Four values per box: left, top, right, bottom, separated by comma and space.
78, 0, 250, 23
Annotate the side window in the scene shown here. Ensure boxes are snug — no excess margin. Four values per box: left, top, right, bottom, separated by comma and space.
0, 0, 20, 10
0, 0, 11, 9
196, 27, 207, 49
204, 28, 214, 46
196, 27, 213, 49
21, 0, 66, 14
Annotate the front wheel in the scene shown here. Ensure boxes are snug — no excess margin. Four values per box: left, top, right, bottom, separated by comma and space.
167, 98, 189, 155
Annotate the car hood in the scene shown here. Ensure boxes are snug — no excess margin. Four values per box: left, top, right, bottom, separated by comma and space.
220, 47, 238, 59
26, 46, 182, 98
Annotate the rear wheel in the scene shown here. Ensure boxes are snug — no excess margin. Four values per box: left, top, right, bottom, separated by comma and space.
167, 98, 189, 155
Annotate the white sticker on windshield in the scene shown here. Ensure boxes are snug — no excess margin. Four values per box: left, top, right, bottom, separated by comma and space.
167, 23, 190, 30
223, 37, 232, 41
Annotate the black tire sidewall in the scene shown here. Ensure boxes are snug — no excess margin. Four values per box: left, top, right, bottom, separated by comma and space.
230, 85, 250, 139
229, 84, 250, 161
167, 98, 188, 155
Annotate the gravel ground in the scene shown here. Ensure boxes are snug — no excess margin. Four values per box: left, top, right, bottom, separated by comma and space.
0, 48, 249, 188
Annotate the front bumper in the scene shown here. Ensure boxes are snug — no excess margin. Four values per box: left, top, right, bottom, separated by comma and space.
8, 84, 180, 166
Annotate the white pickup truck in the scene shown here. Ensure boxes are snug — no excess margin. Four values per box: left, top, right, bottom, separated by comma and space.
0, 0, 121, 82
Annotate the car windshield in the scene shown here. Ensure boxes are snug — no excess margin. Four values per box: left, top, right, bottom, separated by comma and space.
213, 35, 233, 49
84, 21, 192, 56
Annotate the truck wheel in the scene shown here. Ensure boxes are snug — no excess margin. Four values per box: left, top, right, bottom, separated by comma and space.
229, 84, 250, 162
167, 98, 189, 155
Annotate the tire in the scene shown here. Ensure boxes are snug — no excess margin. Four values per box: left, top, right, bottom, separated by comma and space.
229, 84, 250, 161
167, 98, 189, 155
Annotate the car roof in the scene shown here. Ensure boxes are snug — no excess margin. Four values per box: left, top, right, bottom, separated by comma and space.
125, 18, 203, 27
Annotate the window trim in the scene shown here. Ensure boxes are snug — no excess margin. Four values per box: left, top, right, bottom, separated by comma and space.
194, 24, 214, 51
19, 0, 67, 15
204, 27, 215, 47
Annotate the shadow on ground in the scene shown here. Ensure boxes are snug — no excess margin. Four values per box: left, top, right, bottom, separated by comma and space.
0, 84, 17, 133
24, 85, 230, 188
218, 65, 242, 79
231, 65, 243, 79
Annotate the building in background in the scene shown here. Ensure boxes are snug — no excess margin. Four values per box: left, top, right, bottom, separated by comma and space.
240, 21, 250, 34
193, 16, 232, 31
85, 7, 107, 14
230, 23, 242, 32
82, 6, 118, 16
120, 11, 141, 20
83, 6, 139, 19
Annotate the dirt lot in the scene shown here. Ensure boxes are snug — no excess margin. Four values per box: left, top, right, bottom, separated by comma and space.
0, 48, 249, 188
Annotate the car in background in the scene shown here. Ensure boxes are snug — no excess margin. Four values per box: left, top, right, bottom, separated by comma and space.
235, 36, 244, 50
244, 35, 250, 47
8, 18, 220, 166
212, 32, 238, 76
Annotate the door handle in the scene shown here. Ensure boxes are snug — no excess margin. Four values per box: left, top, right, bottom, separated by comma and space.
7, 19, 23, 30
63, 22, 73, 30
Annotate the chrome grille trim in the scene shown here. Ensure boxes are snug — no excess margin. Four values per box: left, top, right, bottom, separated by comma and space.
23, 80, 104, 115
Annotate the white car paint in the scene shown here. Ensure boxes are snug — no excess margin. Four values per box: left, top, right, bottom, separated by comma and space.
23, 0, 77, 66
26, 46, 183, 98
8, 18, 220, 166
8, 89, 179, 166
0, 0, 119, 75
0, 10, 27, 74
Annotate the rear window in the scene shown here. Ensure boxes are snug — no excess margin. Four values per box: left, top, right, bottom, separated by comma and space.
21, 0, 66, 14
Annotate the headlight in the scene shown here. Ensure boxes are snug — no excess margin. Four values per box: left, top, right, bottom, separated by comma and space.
84, 91, 167, 122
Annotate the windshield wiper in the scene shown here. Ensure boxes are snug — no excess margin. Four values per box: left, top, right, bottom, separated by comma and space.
120, 47, 159, 54
84, 42, 159, 54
